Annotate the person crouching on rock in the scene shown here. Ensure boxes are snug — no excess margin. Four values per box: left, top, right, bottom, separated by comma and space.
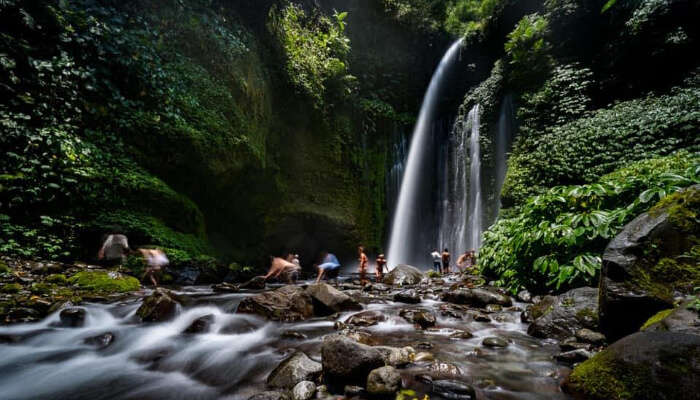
375, 254, 387, 282
98, 231, 130, 268
264, 256, 300, 284
315, 252, 341, 283
358, 246, 369, 285
139, 248, 169, 287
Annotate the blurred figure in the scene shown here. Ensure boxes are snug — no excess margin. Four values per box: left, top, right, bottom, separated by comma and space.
97, 231, 130, 267
430, 249, 441, 273
138, 248, 169, 287
456, 251, 470, 272
315, 252, 341, 283
292, 254, 300, 267
358, 246, 369, 285
441, 248, 451, 274
264, 256, 299, 284
375, 254, 387, 282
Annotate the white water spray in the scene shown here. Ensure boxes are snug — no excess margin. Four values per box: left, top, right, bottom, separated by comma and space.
387, 39, 463, 268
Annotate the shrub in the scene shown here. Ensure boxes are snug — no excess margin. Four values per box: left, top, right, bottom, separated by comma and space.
504, 14, 552, 84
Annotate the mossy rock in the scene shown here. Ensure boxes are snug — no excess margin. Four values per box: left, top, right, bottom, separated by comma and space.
68, 271, 140, 294
1, 283, 22, 294
640, 309, 674, 331
30, 282, 57, 295
640, 301, 700, 336
45, 274, 68, 285
564, 332, 700, 400
0, 261, 11, 274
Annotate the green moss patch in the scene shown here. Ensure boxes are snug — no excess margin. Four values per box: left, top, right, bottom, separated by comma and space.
68, 271, 140, 294
45, 274, 67, 285
640, 309, 674, 331
1, 283, 22, 294
0, 261, 11, 274
566, 350, 647, 400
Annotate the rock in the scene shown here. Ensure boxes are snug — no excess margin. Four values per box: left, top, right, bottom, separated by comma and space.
292, 381, 316, 400
267, 352, 322, 389
555, 349, 592, 364
527, 296, 557, 320
431, 380, 475, 400
416, 342, 433, 349
471, 312, 491, 322
428, 361, 462, 377
449, 330, 473, 340
564, 332, 700, 400
137, 288, 179, 322
441, 287, 512, 307
169, 265, 200, 285
575, 328, 606, 345
240, 276, 267, 290
305, 283, 362, 315
383, 265, 424, 286
282, 330, 309, 340
338, 329, 379, 346
527, 287, 598, 341
344, 385, 365, 397
184, 314, 214, 334
559, 337, 592, 352
315, 385, 329, 399
367, 366, 402, 395
439, 303, 468, 319
59, 307, 86, 327
414, 352, 435, 362
346, 310, 386, 327
212, 282, 239, 293
375, 346, 414, 367
485, 304, 502, 313
399, 309, 436, 329
83, 332, 115, 348
517, 290, 532, 303
248, 391, 290, 400
393, 289, 421, 304
640, 301, 700, 335
599, 186, 700, 341
321, 335, 384, 389
368, 283, 391, 292
237, 285, 313, 322
482, 337, 509, 348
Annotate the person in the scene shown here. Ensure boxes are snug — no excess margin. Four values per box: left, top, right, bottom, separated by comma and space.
138, 248, 169, 287
430, 249, 442, 273
264, 256, 299, 284
315, 252, 341, 283
441, 248, 451, 274
375, 254, 387, 281
456, 251, 471, 272
292, 254, 300, 267
98, 232, 130, 267
358, 246, 369, 285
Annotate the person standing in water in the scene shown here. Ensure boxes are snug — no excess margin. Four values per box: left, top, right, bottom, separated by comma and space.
430, 249, 442, 273
441, 248, 451, 274
315, 252, 341, 283
375, 254, 387, 282
138, 248, 169, 287
358, 246, 369, 285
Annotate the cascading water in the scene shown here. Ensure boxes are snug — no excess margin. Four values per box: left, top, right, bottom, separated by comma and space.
494, 95, 515, 216
387, 39, 463, 268
465, 104, 482, 251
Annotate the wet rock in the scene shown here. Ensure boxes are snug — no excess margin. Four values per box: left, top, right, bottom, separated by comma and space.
439, 303, 468, 319
267, 352, 322, 389
248, 391, 290, 400
599, 186, 700, 341
394, 289, 421, 304
559, 337, 592, 351
575, 328, 606, 345
59, 307, 86, 327
399, 309, 436, 329
482, 337, 509, 348
240, 276, 267, 290
484, 304, 502, 313
137, 288, 179, 322
375, 346, 415, 367
517, 290, 532, 303
564, 332, 700, 400
367, 366, 402, 395
305, 283, 362, 315
641, 301, 700, 335
84, 332, 115, 348
428, 361, 462, 377
527, 296, 557, 320
441, 287, 512, 307
449, 330, 473, 340
212, 282, 239, 293
282, 330, 308, 340
471, 312, 491, 322
414, 352, 435, 361
431, 380, 475, 400
315, 385, 329, 399
169, 265, 200, 285
416, 342, 433, 349
527, 287, 598, 341
344, 385, 365, 397
346, 310, 387, 327
555, 349, 592, 364
321, 335, 384, 389
383, 264, 424, 286
238, 285, 313, 322
338, 329, 379, 346
292, 381, 316, 400
183, 314, 214, 334
368, 283, 391, 292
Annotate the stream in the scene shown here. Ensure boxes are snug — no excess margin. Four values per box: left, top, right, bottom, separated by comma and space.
0, 278, 571, 400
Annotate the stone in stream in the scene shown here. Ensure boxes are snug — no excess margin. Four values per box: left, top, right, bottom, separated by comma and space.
383, 264, 424, 286
428, 361, 463, 378
527, 287, 598, 341
83, 332, 115, 348
431, 380, 476, 400
414, 352, 435, 362
517, 290, 532, 303
399, 308, 436, 329
282, 330, 308, 340
575, 328, 606, 345
559, 337, 592, 352
212, 282, 239, 293
471, 312, 491, 322
239, 276, 266, 290
267, 352, 322, 389
482, 337, 509, 348
321, 335, 384, 390
183, 314, 215, 334
441, 287, 512, 307
248, 391, 290, 400
366, 366, 402, 395
137, 288, 179, 322
484, 304, 502, 313
344, 385, 366, 397
59, 307, 86, 327
292, 381, 316, 400
449, 330, 473, 340
393, 289, 421, 304
564, 332, 700, 400
374, 346, 415, 367
555, 349, 592, 364
237, 285, 313, 322
345, 310, 387, 327
305, 283, 362, 315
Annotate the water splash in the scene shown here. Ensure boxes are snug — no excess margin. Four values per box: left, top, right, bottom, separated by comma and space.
387, 39, 463, 268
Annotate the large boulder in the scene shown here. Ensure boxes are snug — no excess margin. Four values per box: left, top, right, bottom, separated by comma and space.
137, 288, 180, 322
563, 332, 700, 400
366, 366, 402, 395
321, 335, 384, 390
527, 287, 599, 341
305, 283, 362, 315
640, 301, 700, 336
383, 265, 424, 286
237, 285, 313, 322
599, 186, 700, 341
267, 352, 322, 389
441, 287, 512, 307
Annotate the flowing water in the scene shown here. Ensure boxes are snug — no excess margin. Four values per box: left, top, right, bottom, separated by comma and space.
387, 39, 464, 268
465, 105, 483, 251
0, 282, 571, 400
493, 95, 515, 219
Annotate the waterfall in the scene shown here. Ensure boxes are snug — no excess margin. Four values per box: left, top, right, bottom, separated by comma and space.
386, 129, 408, 220
465, 104, 482, 251
386, 39, 463, 268
494, 95, 515, 216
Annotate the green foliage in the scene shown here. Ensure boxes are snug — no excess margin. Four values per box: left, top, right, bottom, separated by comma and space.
504, 14, 552, 83
1, 283, 22, 294
480, 153, 700, 293
269, 4, 354, 110
68, 271, 140, 293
